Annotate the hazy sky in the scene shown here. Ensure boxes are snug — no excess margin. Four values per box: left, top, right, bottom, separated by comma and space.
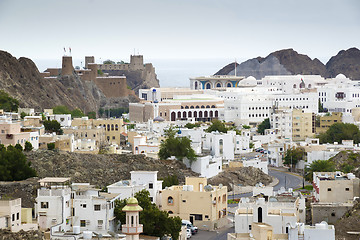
0, 0, 359, 64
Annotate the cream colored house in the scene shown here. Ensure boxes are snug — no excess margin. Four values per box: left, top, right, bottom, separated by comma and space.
0, 121, 31, 148
161, 177, 228, 230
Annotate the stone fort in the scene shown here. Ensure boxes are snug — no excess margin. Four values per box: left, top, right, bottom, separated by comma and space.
41, 55, 153, 98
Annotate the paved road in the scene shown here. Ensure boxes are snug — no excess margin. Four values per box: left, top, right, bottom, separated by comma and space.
190, 225, 234, 240
268, 168, 304, 191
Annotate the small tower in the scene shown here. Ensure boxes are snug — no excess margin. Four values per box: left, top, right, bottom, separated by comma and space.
61, 56, 74, 76
122, 197, 143, 240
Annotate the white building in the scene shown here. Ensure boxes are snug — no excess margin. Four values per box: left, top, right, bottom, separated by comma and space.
107, 171, 162, 205
0, 198, 21, 232
203, 131, 235, 161
29, 131, 39, 150
242, 158, 268, 174
234, 196, 305, 235
270, 108, 292, 139
46, 114, 72, 127
183, 155, 222, 178
133, 135, 159, 155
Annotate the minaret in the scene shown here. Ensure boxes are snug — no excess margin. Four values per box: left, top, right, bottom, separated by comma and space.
122, 197, 143, 240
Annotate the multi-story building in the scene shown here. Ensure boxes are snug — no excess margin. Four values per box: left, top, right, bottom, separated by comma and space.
190, 75, 244, 90
0, 198, 21, 232
311, 172, 360, 224
292, 109, 315, 141
161, 177, 228, 230
270, 109, 292, 139
316, 112, 342, 134
107, 171, 162, 205
0, 120, 30, 148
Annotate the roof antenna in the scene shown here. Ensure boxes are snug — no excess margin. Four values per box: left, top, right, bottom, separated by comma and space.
234, 58, 237, 77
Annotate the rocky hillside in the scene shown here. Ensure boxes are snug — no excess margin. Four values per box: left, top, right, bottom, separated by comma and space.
0, 229, 44, 240
0, 150, 272, 208
328, 151, 360, 178
215, 47, 360, 80
334, 199, 360, 240
0, 50, 140, 112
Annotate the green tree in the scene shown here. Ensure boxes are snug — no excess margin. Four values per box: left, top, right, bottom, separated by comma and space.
24, 141, 33, 152
14, 144, 23, 151
318, 99, 326, 113
0, 145, 37, 181
242, 125, 251, 129
184, 122, 201, 129
305, 160, 335, 182
205, 120, 228, 133
47, 143, 55, 150
43, 120, 63, 135
158, 127, 196, 164
98, 108, 104, 117
319, 123, 360, 144
0, 90, 19, 112
71, 108, 85, 118
20, 112, 28, 119
249, 142, 254, 149
53, 105, 71, 114
103, 59, 115, 64
283, 147, 305, 169
114, 190, 182, 239
87, 111, 96, 119
161, 175, 179, 188
257, 118, 270, 135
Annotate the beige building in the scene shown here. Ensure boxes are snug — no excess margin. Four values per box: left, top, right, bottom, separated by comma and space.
161, 177, 228, 230
316, 112, 342, 134
71, 117, 125, 146
0, 121, 30, 148
228, 222, 288, 240
292, 109, 315, 141
0, 198, 21, 232
63, 126, 105, 149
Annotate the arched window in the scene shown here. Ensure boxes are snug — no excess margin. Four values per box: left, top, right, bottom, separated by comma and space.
195, 105, 200, 109
210, 111, 213, 118
227, 82, 232, 87
168, 196, 174, 204
115, 124, 118, 131
194, 81, 198, 90
204, 111, 208, 118
293, 84, 296, 88
188, 111, 192, 118
194, 111, 197, 118
168, 211, 173, 214
205, 82, 211, 89
171, 112, 176, 121
181, 106, 184, 109
199, 111, 203, 118
185, 106, 189, 109
201, 105, 205, 109
111, 124, 114, 131
107, 124, 110, 131
216, 82, 221, 88
177, 112, 181, 119
183, 111, 187, 118
135, 146, 138, 151
190, 106, 194, 109
308, 84, 312, 88
206, 105, 210, 108
215, 111, 218, 117
211, 105, 215, 108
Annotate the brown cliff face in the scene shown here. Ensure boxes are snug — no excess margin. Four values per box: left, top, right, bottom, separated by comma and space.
326, 47, 360, 79
0, 50, 138, 111
216, 48, 360, 80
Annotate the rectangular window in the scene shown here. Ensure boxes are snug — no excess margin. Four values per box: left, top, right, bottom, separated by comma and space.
149, 183, 153, 189
327, 188, 331, 191
17, 212, 19, 220
150, 197, 153, 202
94, 204, 101, 211
192, 214, 203, 221
82, 204, 87, 208
98, 220, 103, 226
12, 214, 15, 222
249, 225, 252, 230
41, 202, 49, 208
72, 208, 75, 216
80, 220, 86, 227
345, 188, 350, 191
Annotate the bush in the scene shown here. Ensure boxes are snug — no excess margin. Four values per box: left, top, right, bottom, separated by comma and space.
47, 143, 55, 150
24, 141, 33, 152
14, 144, 23, 151
0, 90, 19, 112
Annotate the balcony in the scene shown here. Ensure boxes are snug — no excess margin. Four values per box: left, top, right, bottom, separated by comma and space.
121, 224, 143, 234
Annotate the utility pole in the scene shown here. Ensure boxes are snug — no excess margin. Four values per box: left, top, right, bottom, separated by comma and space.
285, 176, 287, 190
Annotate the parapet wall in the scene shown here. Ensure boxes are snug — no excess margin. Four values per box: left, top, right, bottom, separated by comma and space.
94, 76, 132, 98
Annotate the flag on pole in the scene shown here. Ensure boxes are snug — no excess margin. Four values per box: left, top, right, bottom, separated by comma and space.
69, 47, 72, 55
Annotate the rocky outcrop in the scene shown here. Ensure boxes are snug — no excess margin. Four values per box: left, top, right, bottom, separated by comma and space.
208, 167, 272, 191
0, 229, 44, 240
326, 47, 360, 79
0, 178, 38, 208
334, 198, 360, 240
216, 48, 360, 80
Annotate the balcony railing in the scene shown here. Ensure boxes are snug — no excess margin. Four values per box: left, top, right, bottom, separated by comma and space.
121, 224, 143, 234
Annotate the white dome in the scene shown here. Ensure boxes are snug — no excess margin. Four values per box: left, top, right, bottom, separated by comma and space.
238, 76, 257, 87
336, 73, 346, 79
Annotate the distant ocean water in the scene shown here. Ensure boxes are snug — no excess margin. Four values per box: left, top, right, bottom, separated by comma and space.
34, 58, 242, 88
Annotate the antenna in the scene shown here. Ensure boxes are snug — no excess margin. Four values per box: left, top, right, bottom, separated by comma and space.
234, 58, 237, 77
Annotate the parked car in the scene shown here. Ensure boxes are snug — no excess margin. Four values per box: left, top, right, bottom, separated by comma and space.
186, 228, 192, 238
182, 220, 198, 235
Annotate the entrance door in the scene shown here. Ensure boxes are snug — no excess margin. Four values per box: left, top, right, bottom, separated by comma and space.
189, 215, 194, 224
258, 207, 263, 223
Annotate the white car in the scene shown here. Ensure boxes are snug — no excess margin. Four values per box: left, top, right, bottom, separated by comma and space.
186, 228, 192, 238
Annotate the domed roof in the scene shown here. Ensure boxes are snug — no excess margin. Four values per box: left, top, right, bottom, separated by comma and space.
154, 116, 165, 122
238, 76, 257, 87
122, 197, 143, 212
336, 73, 346, 79
127, 197, 138, 204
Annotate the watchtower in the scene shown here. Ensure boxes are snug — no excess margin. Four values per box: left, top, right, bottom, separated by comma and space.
122, 197, 143, 240
130, 55, 144, 70
61, 56, 74, 76
85, 56, 95, 69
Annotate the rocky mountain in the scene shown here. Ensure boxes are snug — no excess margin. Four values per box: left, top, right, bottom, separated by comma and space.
326, 47, 360, 79
216, 48, 360, 80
